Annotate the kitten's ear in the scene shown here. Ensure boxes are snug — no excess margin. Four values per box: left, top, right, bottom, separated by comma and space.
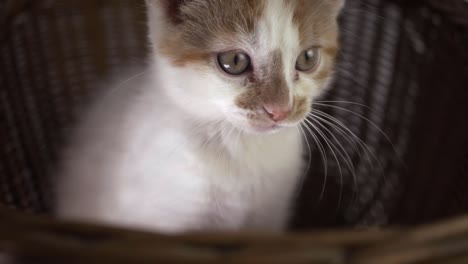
146, 0, 188, 24
146, 0, 192, 47
329, 0, 345, 14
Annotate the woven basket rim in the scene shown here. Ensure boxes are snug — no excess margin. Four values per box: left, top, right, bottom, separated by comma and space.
2, 206, 468, 263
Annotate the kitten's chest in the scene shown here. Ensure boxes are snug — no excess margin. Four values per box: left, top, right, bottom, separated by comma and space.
193, 130, 303, 229
116, 125, 304, 231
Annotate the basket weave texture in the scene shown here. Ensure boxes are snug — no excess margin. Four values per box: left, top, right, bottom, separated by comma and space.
2, 206, 468, 263
0, 0, 468, 263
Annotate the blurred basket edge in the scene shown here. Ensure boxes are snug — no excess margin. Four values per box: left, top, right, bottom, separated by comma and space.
1, 206, 468, 264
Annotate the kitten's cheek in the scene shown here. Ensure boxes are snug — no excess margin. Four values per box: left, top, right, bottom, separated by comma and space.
298, 80, 322, 98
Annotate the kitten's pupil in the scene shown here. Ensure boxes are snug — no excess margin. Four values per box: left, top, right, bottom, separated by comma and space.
217, 51, 250, 76
305, 50, 313, 61
296, 47, 320, 72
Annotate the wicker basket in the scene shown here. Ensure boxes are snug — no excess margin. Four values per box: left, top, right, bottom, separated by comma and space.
0, 0, 467, 263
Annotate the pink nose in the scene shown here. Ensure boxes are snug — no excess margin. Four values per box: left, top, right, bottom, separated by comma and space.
263, 105, 291, 122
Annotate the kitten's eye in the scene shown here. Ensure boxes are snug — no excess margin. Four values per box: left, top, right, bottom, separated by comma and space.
217, 51, 251, 75
295, 47, 320, 72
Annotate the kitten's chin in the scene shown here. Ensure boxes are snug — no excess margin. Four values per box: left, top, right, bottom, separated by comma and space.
228, 115, 305, 135
250, 124, 281, 134
242, 122, 298, 135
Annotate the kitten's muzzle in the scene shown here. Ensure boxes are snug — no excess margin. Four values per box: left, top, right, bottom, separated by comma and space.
263, 104, 292, 122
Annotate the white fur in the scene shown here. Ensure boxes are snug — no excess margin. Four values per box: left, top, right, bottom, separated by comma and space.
258, 1, 300, 107
55, 1, 324, 233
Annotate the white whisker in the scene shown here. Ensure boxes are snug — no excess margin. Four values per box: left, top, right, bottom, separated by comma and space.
106, 70, 148, 97
304, 118, 343, 207
296, 126, 311, 199
314, 100, 376, 112
308, 114, 359, 201
300, 123, 328, 202
310, 109, 387, 184
313, 102, 398, 157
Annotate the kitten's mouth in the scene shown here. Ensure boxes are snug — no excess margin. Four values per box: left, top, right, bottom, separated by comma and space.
249, 120, 298, 134
238, 112, 305, 134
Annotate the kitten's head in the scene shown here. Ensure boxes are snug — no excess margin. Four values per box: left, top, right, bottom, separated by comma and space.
147, 0, 343, 134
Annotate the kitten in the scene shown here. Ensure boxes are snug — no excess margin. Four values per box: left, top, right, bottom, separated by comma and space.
55, 0, 343, 233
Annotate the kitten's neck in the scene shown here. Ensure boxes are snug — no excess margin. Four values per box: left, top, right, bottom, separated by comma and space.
185, 118, 299, 159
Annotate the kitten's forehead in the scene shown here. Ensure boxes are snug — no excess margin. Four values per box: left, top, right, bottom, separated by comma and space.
156, 0, 339, 66
178, 0, 266, 50
182, 0, 335, 47
256, 1, 298, 53
248, 0, 299, 102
